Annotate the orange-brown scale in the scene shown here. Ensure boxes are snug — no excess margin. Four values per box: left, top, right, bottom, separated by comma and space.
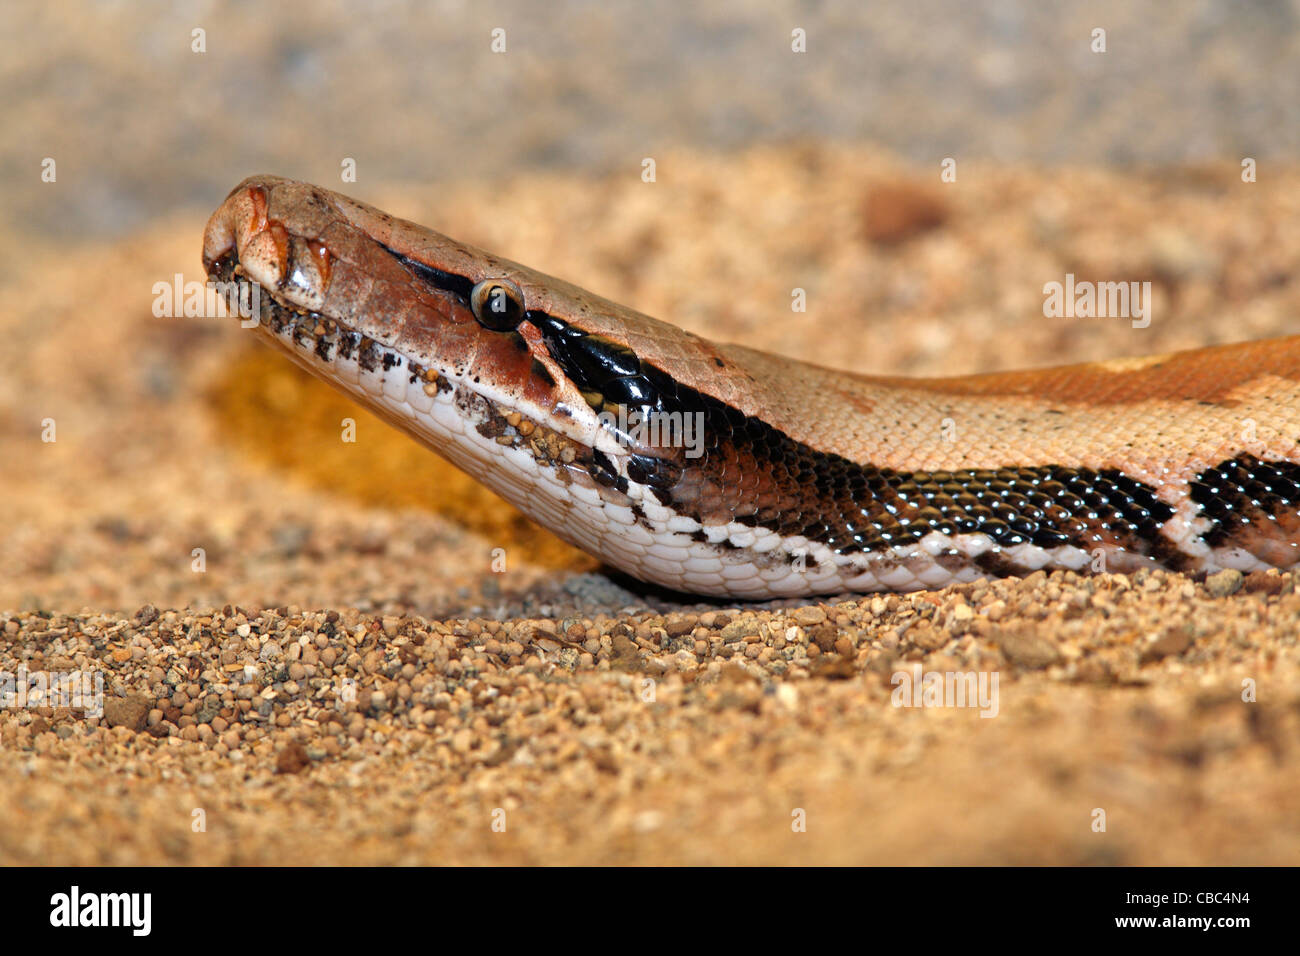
873, 339, 1300, 407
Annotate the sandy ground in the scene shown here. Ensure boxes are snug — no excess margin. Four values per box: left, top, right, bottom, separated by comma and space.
4, 145, 1300, 864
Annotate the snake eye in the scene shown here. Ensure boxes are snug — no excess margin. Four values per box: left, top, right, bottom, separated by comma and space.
470, 279, 525, 331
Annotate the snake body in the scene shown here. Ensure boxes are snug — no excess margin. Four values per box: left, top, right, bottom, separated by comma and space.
203, 176, 1300, 597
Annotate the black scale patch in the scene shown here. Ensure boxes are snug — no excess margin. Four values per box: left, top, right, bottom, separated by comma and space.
529, 314, 1183, 563
1190, 454, 1300, 549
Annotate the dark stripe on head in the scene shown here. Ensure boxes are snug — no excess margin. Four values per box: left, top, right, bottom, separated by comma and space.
381, 244, 475, 302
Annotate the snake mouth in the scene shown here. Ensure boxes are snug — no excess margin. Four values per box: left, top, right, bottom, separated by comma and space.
205, 249, 440, 386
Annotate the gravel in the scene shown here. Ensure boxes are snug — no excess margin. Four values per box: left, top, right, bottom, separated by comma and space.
3, 565, 1300, 864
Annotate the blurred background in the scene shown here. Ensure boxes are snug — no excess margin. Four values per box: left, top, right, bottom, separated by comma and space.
3, 0, 1298, 246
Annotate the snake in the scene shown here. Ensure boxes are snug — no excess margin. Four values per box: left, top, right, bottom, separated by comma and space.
203, 175, 1300, 598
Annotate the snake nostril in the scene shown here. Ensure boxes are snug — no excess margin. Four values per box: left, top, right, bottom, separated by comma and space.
304, 237, 333, 288
247, 185, 269, 229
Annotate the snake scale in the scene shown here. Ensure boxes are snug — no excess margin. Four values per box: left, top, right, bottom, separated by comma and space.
203, 176, 1300, 597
